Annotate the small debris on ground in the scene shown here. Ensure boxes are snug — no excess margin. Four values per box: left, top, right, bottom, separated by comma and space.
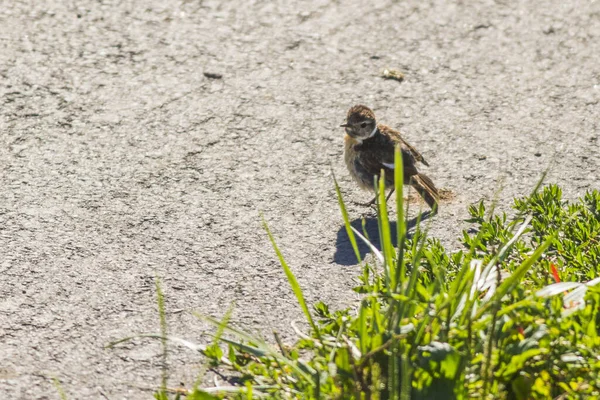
382, 68, 404, 82
203, 72, 223, 79
439, 189, 455, 201
405, 188, 454, 204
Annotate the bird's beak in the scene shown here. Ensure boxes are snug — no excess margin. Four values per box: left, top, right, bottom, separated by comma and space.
340, 123, 350, 128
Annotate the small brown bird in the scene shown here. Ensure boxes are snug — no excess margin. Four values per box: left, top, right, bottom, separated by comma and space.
342, 105, 439, 210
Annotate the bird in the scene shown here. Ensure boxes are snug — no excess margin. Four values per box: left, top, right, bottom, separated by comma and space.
341, 104, 439, 211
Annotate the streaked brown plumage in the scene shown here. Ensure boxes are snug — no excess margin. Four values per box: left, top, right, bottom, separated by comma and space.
342, 105, 439, 210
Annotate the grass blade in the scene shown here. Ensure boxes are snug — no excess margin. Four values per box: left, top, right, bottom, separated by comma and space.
395, 145, 406, 293
196, 313, 317, 380
358, 299, 369, 355
475, 233, 555, 319
378, 171, 395, 291
155, 277, 168, 393
53, 378, 68, 400
333, 170, 362, 264
351, 226, 384, 263
262, 217, 321, 340
107, 333, 234, 366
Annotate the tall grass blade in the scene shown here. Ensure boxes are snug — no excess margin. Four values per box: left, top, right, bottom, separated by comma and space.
52, 378, 68, 400
262, 217, 321, 340
389, 342, 400, 400
351, 226, 384, 263
528, 168, 549, 199
378, 171, 395, 291
333, 171, 362, 263
358, 300, 369, 355
155, 277, 169, 394
208, 303, 234, 356
400, 352, 411, 400
394, 145, 406, 293
402, 212, 426, 320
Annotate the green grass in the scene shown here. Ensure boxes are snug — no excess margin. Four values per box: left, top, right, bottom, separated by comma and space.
111, 148, 600, 399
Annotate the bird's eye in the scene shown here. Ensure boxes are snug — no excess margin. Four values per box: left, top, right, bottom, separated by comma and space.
360, 122, 367, 128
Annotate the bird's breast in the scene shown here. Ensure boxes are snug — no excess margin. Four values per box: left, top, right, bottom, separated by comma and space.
344, 135, 374, 190
344, 135, 359, 169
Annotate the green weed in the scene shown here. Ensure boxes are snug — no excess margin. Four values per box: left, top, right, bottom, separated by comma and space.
114, 148, 600, 399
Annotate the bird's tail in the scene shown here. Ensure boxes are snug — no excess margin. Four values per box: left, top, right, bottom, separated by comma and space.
411, 173, 439, 212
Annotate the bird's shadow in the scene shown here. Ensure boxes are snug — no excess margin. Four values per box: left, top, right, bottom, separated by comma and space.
333, 211, 432, 265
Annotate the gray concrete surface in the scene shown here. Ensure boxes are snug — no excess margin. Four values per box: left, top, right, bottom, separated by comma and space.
1, 0, 598, 398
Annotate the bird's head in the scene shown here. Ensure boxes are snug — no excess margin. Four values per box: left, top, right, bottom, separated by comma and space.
341, 105, 378, 141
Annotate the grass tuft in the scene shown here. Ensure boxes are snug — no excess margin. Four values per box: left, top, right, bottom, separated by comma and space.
114, 182, 600, 399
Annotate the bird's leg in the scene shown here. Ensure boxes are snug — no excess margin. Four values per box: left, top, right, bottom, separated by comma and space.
354, 196, 377, 207
355, 188, 395, 208
385, 188, 395, 203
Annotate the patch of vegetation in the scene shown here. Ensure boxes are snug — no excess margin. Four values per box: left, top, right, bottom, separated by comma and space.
114, 149, 600, 399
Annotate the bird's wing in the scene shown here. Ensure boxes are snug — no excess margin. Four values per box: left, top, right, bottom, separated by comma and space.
358, 149, 394, 178
379, 125, 430, 167
357, 135, 418, 179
